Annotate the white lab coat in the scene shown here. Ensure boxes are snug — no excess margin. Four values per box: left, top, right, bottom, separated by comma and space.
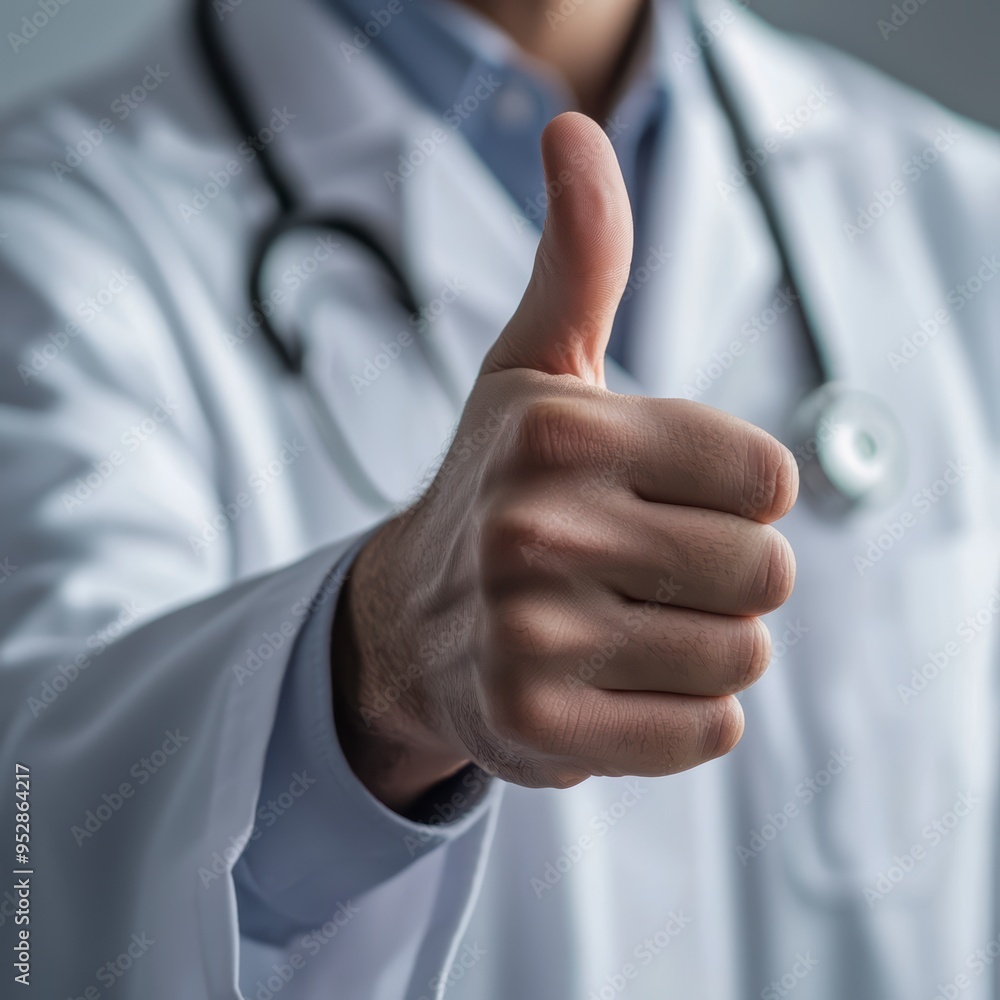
1, 0, 999, 997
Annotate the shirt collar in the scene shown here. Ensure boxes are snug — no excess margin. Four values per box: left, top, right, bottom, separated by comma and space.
328, 0, 670, 222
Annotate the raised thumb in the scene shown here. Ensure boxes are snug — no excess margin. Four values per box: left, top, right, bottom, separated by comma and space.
481, 111, 634, 386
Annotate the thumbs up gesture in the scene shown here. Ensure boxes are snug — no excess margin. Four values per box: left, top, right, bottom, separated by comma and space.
335, 114, 798, 809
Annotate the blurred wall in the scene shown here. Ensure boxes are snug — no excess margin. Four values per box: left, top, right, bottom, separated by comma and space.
1, 0, 998, 131
751, 0, 1000, 132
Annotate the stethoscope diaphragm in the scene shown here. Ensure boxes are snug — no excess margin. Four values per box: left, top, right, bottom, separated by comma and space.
788, 382, 908, 517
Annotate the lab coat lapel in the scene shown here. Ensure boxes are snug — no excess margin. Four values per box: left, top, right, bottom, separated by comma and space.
220, 0, 417, 243
216, 0, 493, 505
702, 0, 952, 392
401, 0, 784, 404
399, 110, 653, 399
607, 0, 781, 399
400, 0, 793, 405
397, 118, 539, 394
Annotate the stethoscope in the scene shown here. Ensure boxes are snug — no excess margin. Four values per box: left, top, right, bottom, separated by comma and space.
195, 0, 907, 518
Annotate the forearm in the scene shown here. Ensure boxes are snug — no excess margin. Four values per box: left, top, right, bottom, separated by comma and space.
331, 517, 474, 816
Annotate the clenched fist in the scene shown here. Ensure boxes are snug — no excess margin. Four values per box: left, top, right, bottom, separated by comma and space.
333, 112, 797, 812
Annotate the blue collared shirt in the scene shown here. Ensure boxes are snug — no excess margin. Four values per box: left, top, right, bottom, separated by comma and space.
329, 0, 668, 370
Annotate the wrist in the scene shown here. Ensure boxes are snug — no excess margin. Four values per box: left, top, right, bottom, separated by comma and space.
331, 521, 471, 816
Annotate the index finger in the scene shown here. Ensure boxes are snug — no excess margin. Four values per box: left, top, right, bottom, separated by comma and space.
614, 396, 799, 522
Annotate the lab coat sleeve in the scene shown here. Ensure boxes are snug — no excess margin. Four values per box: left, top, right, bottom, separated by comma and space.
235, 545, 497, 942
0, 117, 498, 999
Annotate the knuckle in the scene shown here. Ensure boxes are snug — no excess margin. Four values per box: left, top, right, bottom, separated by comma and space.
484, 677, 568, 755
741, 431, 799, 522
515, 396, 613, 472
479, 503, 589, 592
516, 398, 589, 469
479, 506, 544, 577
489, 685, 606, 763
489, 597, 563, 662
482, 681, 545, 747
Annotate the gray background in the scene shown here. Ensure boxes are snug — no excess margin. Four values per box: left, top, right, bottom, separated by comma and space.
1, 0, 998, 130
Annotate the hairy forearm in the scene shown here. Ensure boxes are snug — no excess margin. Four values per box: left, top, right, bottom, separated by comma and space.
330, 518, 473, 817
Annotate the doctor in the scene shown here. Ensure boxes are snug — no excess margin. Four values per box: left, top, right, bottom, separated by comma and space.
0, 0, 998, 997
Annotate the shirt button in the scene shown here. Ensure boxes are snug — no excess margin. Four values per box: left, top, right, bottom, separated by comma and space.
492, 81, 539, 130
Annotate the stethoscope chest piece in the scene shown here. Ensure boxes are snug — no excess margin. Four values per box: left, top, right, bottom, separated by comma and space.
789, 383, 908, 517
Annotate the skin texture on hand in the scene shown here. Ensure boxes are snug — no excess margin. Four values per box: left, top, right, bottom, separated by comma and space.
332, 114, 798, 815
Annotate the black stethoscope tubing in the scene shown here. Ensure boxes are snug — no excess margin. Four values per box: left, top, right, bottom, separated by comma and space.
194, 0, 421, 377
693, 14, 833, 386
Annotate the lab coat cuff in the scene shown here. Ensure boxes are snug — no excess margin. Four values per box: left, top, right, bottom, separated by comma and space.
301, 534, 496, 841
236, 531, 498, 938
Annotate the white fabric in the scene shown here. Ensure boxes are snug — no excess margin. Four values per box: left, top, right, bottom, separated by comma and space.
1, 0, 999, 997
